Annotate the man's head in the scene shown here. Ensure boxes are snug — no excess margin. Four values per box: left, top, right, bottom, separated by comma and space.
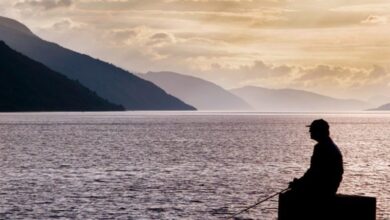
307, 119, 330, 141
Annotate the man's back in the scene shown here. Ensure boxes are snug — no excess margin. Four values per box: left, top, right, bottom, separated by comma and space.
299, 137, 343, 196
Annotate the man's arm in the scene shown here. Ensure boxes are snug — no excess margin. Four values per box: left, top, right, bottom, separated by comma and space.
289, 145, 320, 189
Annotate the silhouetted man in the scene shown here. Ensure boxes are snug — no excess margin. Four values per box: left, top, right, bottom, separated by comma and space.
280, 119, 343, 219
290, 119, 343, 196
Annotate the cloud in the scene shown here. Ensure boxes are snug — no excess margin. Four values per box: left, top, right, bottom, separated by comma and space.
74, 1, 382, 29
307, 65, 389, 83
332, 2, 390, 13
52, 19, 72, 30
292, 65, 390, 97
50, 18, 85, 31
99, 27, 179, 60
368, 65, 388, 78
192, 60, 295, 89
82, 0, 128, 2
237, 61, 293, 79
105, 28, 139, 45
0, 1, 12, 14
147, 32, 176, 47
77, 0, 283, 12
361, 15, 388, 25
194, 60, 390, 99
15, 0, 72, 10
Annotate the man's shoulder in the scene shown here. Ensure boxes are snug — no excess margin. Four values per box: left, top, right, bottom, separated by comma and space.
325, 140, 342, 156
318, 139, 341, 153
319, 138, 337, 147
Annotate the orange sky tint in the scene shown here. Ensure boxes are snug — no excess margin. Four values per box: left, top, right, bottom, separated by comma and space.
1, 0, 390, 100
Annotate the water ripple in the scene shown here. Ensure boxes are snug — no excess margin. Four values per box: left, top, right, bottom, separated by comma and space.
0, 113, 389, 219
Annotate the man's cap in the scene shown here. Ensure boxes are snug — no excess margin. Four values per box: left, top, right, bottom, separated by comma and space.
306, 119, 329, 130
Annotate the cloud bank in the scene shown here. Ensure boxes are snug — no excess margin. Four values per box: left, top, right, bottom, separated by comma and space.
3, 0, 390, 100
15, 0, 73, 10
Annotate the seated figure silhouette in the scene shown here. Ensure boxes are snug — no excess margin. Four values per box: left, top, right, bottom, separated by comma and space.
283, 119, 344, 219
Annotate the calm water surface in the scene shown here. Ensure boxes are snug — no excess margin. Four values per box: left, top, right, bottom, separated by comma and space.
0, 112, 389, 219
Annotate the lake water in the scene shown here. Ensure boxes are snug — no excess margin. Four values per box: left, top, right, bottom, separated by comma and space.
0, 112, 389, 219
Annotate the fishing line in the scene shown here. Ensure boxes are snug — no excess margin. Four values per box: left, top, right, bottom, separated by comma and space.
229, 187, 290, 219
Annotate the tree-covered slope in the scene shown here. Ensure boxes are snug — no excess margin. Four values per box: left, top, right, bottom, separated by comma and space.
0, 41, 123, 112
0, 16, 195, 110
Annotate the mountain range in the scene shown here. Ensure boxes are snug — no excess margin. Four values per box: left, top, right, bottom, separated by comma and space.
369, 103, 390, 111
0, 16, 195, 111
0, 41, 123, 112
231, 86, 371, 112
138, 72, 376, 111
366, 95, 390, 108
1, 16, 389, 112
138, 71, 252, 110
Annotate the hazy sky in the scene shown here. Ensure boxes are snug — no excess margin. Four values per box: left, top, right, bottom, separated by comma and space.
2, 0, 390, 100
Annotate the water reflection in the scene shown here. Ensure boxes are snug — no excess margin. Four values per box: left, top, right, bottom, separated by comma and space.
0, 112, 388, 219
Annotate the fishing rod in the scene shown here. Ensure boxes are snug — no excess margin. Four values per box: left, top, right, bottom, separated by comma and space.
229, 187, 290, 219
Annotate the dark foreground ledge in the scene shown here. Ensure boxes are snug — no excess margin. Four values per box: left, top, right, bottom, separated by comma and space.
278, 191, 376, 220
